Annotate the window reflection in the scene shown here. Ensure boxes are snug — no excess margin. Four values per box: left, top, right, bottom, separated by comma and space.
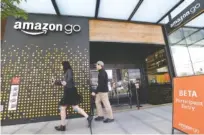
185, 29, 204, 45
171, 45, 194, 76
168, 14, 204, 77
169, 28, 184, 44
188, 45, 204, 75
183, 27, 199, 37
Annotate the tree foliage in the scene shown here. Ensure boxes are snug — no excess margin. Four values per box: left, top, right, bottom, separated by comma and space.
1, 0, 28, 20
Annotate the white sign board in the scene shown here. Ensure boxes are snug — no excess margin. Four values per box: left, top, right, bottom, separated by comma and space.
8, 85, 19, 111
0, 105, 3, 112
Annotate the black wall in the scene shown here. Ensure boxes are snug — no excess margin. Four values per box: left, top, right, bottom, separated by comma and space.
1, 14, 90, 125
90, 42, 163, 66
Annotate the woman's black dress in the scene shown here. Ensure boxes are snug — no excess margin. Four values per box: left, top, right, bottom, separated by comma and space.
55, 69, 82, 106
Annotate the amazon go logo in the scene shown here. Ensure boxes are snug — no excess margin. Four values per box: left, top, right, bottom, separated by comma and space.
170, 3, 201, 28
13, 21, 81, 36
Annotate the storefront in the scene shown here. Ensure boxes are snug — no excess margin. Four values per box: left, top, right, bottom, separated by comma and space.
89, 20, 171, 106
166, 0, 204, 77
165, 0, 204, 133
1, 0, 203, 126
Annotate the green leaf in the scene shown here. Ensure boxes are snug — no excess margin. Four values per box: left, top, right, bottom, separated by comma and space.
1, 0, 28, 20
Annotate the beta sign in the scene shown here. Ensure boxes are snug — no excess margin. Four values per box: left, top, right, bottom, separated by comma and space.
173, 75, 204, 134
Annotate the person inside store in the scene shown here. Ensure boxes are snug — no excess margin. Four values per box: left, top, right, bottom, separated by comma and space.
129, 81, 136, 102
112, 81, 117, 97
135, 79, 142, 107
128, 80, 141, 108
91, 61, 114, 123
51, 61, 93, 131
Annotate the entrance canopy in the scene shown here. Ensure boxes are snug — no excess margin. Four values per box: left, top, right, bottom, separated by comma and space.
15, 0, 200, 26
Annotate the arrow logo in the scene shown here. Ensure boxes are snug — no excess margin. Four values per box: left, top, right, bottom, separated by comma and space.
21, 29, 47, 35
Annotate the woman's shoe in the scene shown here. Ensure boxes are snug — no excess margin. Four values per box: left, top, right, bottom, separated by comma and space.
87, 115, 93, 127
55, 125, 66, 131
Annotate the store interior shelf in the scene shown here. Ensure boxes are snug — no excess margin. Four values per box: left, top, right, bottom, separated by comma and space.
146, 49, 172, 105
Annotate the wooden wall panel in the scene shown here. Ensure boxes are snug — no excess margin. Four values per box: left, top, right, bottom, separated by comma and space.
1, 19, 7, 40
89, 20, 165, 45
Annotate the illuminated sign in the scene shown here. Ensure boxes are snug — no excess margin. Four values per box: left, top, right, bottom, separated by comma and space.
13, 21, 81, 35
170, 3, 201, 28
166, 0, 204, 34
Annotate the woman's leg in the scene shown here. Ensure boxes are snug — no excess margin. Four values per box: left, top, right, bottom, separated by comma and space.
55, 106, 67, 131
72, 105, 88, 118
60, 106, 67, 126
72, 105, 93, 127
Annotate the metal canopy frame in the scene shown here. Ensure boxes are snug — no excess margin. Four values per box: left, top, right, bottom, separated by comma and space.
128, 0, 144, 21
19, 0, 187, 25
51, 0, 60, 16
157, 0, 185, 23
95, 0, 101, 18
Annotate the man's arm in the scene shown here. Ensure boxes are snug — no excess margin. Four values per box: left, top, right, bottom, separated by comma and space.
94, 73, 102, 94
92, 71, 105, 95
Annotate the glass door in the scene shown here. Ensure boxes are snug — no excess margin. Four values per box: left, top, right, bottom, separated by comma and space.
90, 68, 141, 107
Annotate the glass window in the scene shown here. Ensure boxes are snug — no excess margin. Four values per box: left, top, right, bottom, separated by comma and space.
170, 45, 194, 76
169, 28, 185, 44
98, 0, 140, 20
15, 0, 56, 14
168, 14, 204, 77
131, 0, 180, 23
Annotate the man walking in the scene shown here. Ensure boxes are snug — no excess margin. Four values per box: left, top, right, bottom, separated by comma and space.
92, 61, 114, 123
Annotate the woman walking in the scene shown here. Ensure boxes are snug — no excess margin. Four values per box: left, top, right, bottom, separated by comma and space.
52, 61, 92, 131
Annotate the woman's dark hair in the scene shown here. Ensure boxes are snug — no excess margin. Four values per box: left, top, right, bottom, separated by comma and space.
62, 61, 72, 73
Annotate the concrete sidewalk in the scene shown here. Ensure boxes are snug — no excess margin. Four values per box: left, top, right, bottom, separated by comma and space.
1, 104, 184, 134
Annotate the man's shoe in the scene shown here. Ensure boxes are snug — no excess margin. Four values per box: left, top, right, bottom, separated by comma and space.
94, 116, 104, 121
87, 115, 93, 127
103, 118, 114, 123
55, 125, 66, 131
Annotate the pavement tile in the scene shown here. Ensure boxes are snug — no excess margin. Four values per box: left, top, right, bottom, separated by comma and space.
1, 104, 175, 134
14, 122, 48, 134
147, 120, 172, 134
144, 108, 172, 121
1, 124, 26, 134
128, 110, 163, 122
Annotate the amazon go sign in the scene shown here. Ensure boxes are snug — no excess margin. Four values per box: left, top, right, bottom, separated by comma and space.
170, 3, 201, 28
13, 21, 81, 36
